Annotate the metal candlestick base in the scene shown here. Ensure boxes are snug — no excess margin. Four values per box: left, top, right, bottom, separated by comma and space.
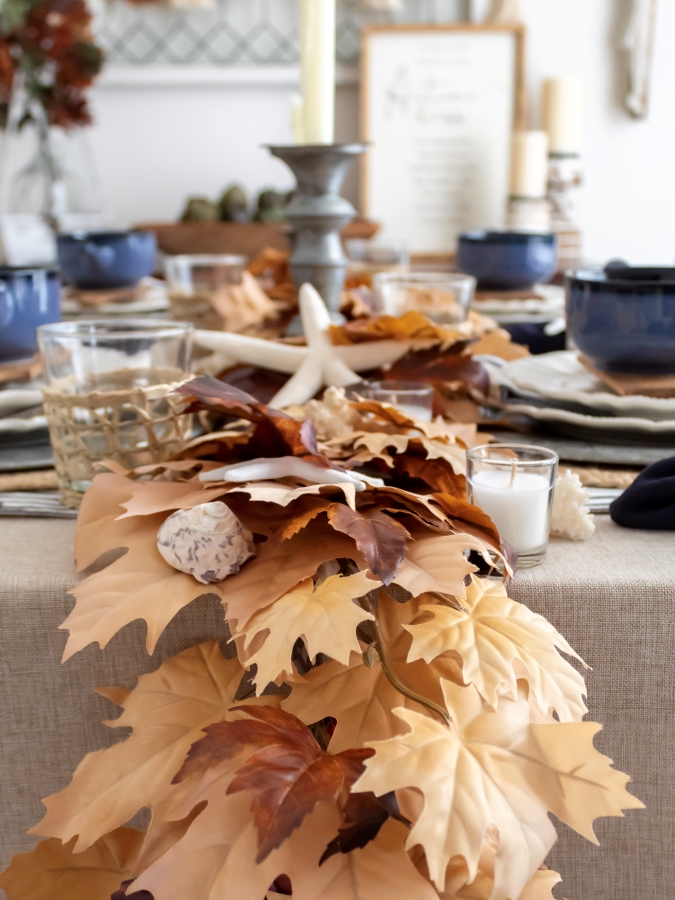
268, 143, 366, 318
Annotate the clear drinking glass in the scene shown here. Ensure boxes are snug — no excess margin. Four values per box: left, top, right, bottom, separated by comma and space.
164, 254, 247, 330
37, 320, 193, 506
359, 380, 434, 423
373, 272, 476, 324
466, 444, 559, 569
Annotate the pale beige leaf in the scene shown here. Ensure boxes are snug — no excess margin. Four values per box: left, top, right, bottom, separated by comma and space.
517, 869, 562, 900
63, 513, 225, 659
222, 525, 364, 630
31, 643, 245, 851
405, 576, 588, 722
237, 571, 378, 692
283, 591, 463, 753
393, 534, 488, 599
0, 827, 144, 900
418, 437, 467, 475
74, 472, 138, 572
229, 480, 357, 510
354, 680, 643, 900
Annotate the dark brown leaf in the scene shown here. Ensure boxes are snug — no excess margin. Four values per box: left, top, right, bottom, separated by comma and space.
175, 705, 373, 862
387, 348, 490, 397
430, 492, 501, 550
319, 791, 410, 864
176, 375, 318, 458
111, 880, 154, 899
327, 506, 410, 585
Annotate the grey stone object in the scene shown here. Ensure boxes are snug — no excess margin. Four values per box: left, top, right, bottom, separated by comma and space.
268, 143, 366, 316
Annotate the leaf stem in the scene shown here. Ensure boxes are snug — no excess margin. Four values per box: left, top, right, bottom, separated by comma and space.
363, 593, 451, 727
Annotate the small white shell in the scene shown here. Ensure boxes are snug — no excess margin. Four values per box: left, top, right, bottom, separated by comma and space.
550, 470, 596, 541
157, 501, 256, 584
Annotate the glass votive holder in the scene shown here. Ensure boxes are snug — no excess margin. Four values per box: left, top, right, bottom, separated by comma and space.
373, 272, 476, 324
466, 444, 559, 569
164, 253, 247, 330
359, 380, 434, 423
37, 320, 194, 507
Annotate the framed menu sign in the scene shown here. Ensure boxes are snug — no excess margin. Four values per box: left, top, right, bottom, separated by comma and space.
360, 24, 526, 256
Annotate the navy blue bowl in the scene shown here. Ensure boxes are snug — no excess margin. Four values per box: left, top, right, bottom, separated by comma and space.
0, 267, 60, 362
457, 231, 557, 290
566, 266, 675, 374
57, 230, 156, 290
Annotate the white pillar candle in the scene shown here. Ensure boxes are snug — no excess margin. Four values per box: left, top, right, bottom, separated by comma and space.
509, 131, 549, 199
300, 0, 336, 145
542, 77, 583, 156
470, 469, 552, 553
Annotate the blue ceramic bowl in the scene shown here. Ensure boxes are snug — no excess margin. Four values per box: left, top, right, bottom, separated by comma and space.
457, 231, 557, 290
0, 267, 60, 362
57, 230, 156, 290
566, 266, 675, 374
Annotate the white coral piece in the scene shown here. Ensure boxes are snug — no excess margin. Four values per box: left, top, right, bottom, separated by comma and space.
157, 501, 256, 584
550, 470, 596, 541
303, 386, 363, 440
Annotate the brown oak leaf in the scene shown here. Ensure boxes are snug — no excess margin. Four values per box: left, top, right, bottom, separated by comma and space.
0, 828, 144, 900
175, 705, 373, 861
326, 506, 410, 584
31, 643, 245, 851
394, 454, 467, 498
393, 532, 489, 599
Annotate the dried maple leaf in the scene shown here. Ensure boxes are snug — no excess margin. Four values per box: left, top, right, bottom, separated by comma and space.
31, 643, 245, 851
393, 533, 488, 599
516, 869, 562, 900
354, 680, 643, 900
326, 506, 410, 584
135, 784, 437, 900
394, 454, 467, 498
63, 510, 226, 659
221, 523, 365, 630
319, 790, 409, 863
236, 571, 378, 692
283, 591, 464, 753
330, 310, 462, 345
405, 576, 588, 721
0, 827, 144, 900
386, 348, 490, 398
74, 472, 139, 572
429, 494, 501, 552
175, 705, 373, 861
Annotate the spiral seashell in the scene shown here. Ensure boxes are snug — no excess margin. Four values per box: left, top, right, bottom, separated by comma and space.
157, 501, 256, 584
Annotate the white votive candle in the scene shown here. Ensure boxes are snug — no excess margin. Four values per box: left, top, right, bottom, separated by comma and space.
470, 469, 552, 553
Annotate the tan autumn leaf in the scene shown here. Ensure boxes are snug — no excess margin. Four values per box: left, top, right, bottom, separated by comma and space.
74, 472, 138, 572
135, 770, 438, 900
405, 576, 588, 722
118, 478, 232, 518
63, 511, 226, 659
31, 643, 245, 851
516, 869, 562, 900
354, 680, 643, 900
283, 591, 463, 753
393, 533, 489, 599
222, 524, 365, 630
0, 827, 144, 900
229, 480, 357, 511
236, 571, 378, 692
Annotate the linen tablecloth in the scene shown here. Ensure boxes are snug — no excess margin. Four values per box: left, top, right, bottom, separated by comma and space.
0, 516, 672, 900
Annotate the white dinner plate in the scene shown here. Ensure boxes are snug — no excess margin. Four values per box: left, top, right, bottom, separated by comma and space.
501, 401, 675, 443
492, 352, 675, 421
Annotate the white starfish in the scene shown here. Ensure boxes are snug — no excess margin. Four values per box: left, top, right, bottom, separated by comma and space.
194, 283, 413, 408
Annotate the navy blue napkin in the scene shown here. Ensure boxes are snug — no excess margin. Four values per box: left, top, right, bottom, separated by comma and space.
610, 456, 675, 530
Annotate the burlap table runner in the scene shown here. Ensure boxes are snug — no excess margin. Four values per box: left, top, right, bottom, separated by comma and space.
0, 517, 671, 899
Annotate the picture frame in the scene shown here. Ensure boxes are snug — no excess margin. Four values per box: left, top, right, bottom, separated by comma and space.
360, 24, 526, 257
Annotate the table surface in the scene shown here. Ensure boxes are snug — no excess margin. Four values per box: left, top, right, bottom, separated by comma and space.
0, 515, 673, 900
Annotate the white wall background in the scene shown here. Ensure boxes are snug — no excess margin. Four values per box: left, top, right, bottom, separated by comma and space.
87, 0, 675, 265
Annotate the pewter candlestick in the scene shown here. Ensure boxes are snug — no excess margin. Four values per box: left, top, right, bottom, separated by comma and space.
268, 143, 366, 318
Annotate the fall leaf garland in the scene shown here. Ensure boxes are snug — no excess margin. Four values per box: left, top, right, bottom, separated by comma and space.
0, 376, 644, 900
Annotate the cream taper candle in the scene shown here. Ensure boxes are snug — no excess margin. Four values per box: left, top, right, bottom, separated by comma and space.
300, 0, 336, 144
509, 131, 549, 199
542, 77, 583, 156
